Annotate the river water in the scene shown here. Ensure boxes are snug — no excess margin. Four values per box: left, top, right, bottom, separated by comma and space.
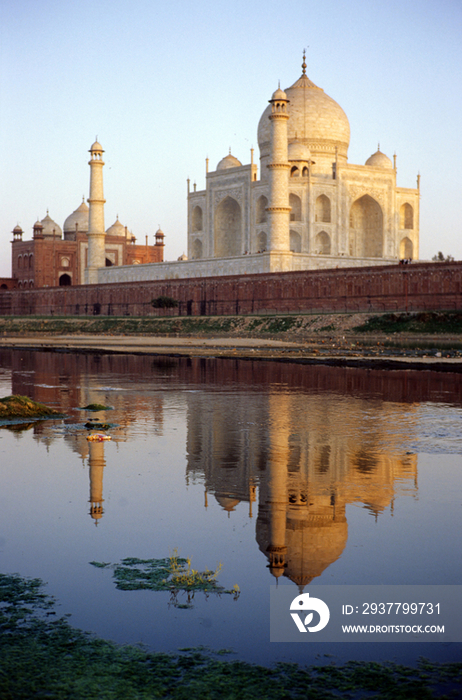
0, 349, 461, 668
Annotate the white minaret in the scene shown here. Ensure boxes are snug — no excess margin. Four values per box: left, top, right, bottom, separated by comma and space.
85, 140, 106, 284
266, 87, 290, 252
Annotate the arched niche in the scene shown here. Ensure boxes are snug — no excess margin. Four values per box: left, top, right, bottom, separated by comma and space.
349, 195, 383, 258
192, 206, 203, 232
400, 203, 414, 230
316, 195, 331, 223
289, 193, 302, 222
290, 166, 300, 177
214, 196, 241, 257
191, 238, 203, 259
256, 195, 268, 224
290, 230, 301, 253
257, 231, 267, 252
399, 237, 413, 259
315, 231, 331, 255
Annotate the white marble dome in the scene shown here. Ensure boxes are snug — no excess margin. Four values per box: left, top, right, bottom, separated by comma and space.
40, 212, 62, 238
63, 199, 89, 234
288, 140, 312, 162
217, 152, 242, 170
258, 65, 350, 168
106, 217, 126, 237
365, 147, 393, 169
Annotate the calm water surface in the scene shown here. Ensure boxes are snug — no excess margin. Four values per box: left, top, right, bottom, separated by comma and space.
0, 349, 461, 667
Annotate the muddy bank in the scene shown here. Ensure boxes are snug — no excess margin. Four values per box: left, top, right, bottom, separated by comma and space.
1, 312, 462, 370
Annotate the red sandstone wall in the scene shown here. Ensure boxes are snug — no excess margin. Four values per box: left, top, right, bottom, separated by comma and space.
0, 262, 461, 317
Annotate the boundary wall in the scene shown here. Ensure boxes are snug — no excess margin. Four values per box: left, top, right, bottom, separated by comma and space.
0, 262, 461, 318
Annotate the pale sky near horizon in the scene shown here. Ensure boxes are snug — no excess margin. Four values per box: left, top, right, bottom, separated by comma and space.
1, 0, 461, 278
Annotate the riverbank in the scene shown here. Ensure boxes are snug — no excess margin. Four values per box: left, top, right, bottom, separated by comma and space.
1, 311, 462, 370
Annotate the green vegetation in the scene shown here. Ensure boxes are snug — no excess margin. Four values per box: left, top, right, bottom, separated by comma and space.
432, 251, 454, 262
151, 295, 179, 309
1, 572, 461, 699
0, 395, 61, 419
82, 403, 112, 411
353, 311, 462, 335
90, 552, 240, 609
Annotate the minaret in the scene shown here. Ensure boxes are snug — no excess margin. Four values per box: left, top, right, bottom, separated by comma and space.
266, 86, 290, 252
85, 140, 106, 284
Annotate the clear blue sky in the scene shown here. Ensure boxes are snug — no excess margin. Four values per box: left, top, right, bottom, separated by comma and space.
1, 0, 461, 277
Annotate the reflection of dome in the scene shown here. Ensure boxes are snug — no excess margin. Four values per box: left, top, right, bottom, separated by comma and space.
106, 217, 126, 237
365, 147, 393, 169
40, 212, 62, 239
258, 60, 350, 168
284, 518, 348, 588
63, 199, 89, 236
215, 493, 241, 512
217, 152, 242, 171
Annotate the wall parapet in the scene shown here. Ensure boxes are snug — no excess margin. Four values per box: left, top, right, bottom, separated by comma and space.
0, 261, 461, 318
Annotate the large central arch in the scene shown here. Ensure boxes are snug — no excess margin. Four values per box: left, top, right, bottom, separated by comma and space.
349, 195, 383, 258
214, 196, 242, 257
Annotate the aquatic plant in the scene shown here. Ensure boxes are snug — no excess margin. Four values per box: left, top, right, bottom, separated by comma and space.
81, 403, 112, 411
0, 395, 61, 419
89, 551, 240, 608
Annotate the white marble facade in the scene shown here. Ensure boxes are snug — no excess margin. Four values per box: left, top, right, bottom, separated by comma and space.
99, 56, 419, 285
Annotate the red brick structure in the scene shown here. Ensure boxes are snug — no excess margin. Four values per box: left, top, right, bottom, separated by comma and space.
0, 261, 461, 317
11, 227, 164, 289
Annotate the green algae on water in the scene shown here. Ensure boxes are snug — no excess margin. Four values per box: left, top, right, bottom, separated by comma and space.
81, 403, 112, 411
1, 572, 461, 699
0, 395, 61, 419
90, 552, 240, 608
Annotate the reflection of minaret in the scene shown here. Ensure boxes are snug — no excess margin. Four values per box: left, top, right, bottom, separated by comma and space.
88, 441, 106, 524
264, 393, 290, 578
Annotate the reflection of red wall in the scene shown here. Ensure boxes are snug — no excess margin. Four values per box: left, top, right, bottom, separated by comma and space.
2, 349, 462, 407
1, 261, 462, 316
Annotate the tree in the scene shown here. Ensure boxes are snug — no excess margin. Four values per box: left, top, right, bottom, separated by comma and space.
432, 251, 454, 262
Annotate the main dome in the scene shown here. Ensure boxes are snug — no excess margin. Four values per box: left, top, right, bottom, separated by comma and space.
258, 61, 350, 170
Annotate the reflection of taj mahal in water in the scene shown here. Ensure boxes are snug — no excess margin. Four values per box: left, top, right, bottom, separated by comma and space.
186, 389, 417, 587
6, 351, 421, 582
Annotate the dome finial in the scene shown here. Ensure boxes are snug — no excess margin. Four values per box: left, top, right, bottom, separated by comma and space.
302, 49, 307, 75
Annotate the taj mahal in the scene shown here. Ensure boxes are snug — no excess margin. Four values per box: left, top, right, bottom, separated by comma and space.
10, 55, 420, 289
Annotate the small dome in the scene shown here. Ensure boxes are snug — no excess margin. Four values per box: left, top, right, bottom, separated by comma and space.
288, 140, 312, 162
365, 147, 393, 169
155, 226, 165, 237
215, 493, 241, 512
90, 140, 104, 152
216, 152, 242, 171
177, 253, 188, 261
12, 225, 23, 234
40, 212, 62, 239
33, 220, 43, 229
106, 217, 126, 237
63, 199, 89, 234
271, 86, 287, 101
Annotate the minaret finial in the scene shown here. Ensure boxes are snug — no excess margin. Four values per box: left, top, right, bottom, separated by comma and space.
302, 49, 307, 75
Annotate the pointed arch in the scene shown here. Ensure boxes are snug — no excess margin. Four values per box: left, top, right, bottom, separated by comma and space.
400, 203, 414, 229
290, 230, 301, 253
59, 273, 72, 286
290, 166, 300, 177
256, 195, 268, 224
399, 237, 413, 259
214, 196, 242, 257
192, 206, 203, 232
349, 195, 383, 258
316, 194, 331, 223
191, 238, 203, 259
257, 231, 267, 252
315, 231, 331, 255
289, 193, 301, 221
